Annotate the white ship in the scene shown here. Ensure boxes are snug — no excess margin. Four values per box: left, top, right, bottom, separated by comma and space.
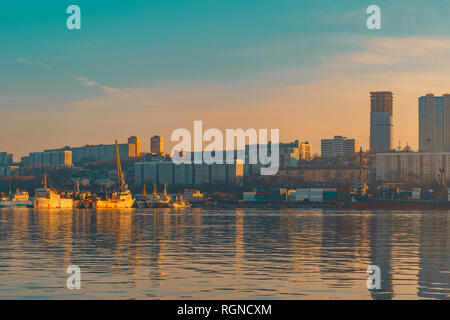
34, 175, 74, 209
0, 189, 32, 207
93, 140, 135, 209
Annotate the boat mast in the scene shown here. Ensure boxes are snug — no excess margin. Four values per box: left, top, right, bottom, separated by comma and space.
115, 140, 125, 192
43, 171, 47, 188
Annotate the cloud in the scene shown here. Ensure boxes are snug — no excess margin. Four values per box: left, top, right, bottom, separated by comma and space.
72, 75, 122, 94
17, 57, 51, 69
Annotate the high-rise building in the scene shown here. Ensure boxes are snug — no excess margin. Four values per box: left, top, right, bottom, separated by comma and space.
128, 136, 141, 158
0, 152, 13, 166
418, 94, 450, 152
370, 91, 393, 152
151, 135, 164, 154
321, 136, 359, 157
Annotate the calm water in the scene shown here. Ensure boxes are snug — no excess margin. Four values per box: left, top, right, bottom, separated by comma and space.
0, 207, 449, 299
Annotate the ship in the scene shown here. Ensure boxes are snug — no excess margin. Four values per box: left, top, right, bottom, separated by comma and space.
0, 189, 32, 207
135, 184, 163, 208
169, 194, 191, 208
350, 197, 450, 210
157, 184, 172, 208
34, 174, 74, 209
92, 140, 135, 209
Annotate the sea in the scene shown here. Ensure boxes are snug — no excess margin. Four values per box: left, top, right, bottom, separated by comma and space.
0, 207, 449, 299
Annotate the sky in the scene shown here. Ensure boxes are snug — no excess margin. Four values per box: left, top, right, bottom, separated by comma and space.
2, 0, 450, 160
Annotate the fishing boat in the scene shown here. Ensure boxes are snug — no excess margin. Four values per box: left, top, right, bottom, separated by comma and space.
92, 140, 135, 209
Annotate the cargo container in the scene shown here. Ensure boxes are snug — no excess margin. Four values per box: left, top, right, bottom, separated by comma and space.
254, 194, 267, 203
309, 188, 324, 203
243, 192, 256, 202
295, 188, 309, 202
323, 191, 338, 203
412, 188, 421, 200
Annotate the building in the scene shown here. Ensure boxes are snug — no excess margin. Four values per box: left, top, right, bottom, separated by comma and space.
47, 137, 139, 164
301, 167, 367, 183
370, 91, 393, 152
28, 151, 72, 168
278, 167, 368, 184
376, 151, 450, 183
127, 136, 141, 158
0, 152, 13, 166
418, 94, 450, 152
0, 166, 19, 177
134, 161, 243, 187
321, 136, 359, 157
299, 142, 312, 161
151, 135, 164, 154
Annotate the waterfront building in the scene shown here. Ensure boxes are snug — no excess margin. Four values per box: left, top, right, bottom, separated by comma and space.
151, 135, 164, 154
418, 94, 450, 152
376, 151, 450, 183
28, 151, 72, 168
46, 136, 139, 164
0, 166, 19, 177
321, 136, 359, 157
278, 167, 367, 184
134, 161, 243, 187
370, 91, 393, 152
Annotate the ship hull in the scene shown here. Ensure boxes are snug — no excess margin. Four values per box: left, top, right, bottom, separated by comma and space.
0, 201, 32, 207
94, 199, 135, 209
351, 199, 450, 210
34, 198, 74, 209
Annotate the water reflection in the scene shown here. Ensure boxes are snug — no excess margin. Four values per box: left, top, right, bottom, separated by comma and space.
0, 208, 449, 299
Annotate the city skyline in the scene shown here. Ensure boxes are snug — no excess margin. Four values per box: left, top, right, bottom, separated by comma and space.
3, 2, 450, 158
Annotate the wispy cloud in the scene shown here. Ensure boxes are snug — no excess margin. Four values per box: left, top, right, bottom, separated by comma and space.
72, 75, 122, 94
17, 57, 51, 69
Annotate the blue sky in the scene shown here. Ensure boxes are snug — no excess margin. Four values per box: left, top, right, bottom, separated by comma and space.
2, 1, 450, 158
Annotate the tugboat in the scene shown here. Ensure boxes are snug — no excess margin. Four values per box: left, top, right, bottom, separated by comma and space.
92, 140, 135, 209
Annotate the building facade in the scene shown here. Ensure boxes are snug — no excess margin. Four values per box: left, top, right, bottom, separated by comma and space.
28, 151, 72, 168
127, 136, 141, 158
376, 152, 450, 183
0, 152, 13, 166
135, 161, 243, 187
151, 135, 164, 154
321, 136, 359, 157
418, 94, 450, 152
46, 137, 139, 164
370, 91, 393, 152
